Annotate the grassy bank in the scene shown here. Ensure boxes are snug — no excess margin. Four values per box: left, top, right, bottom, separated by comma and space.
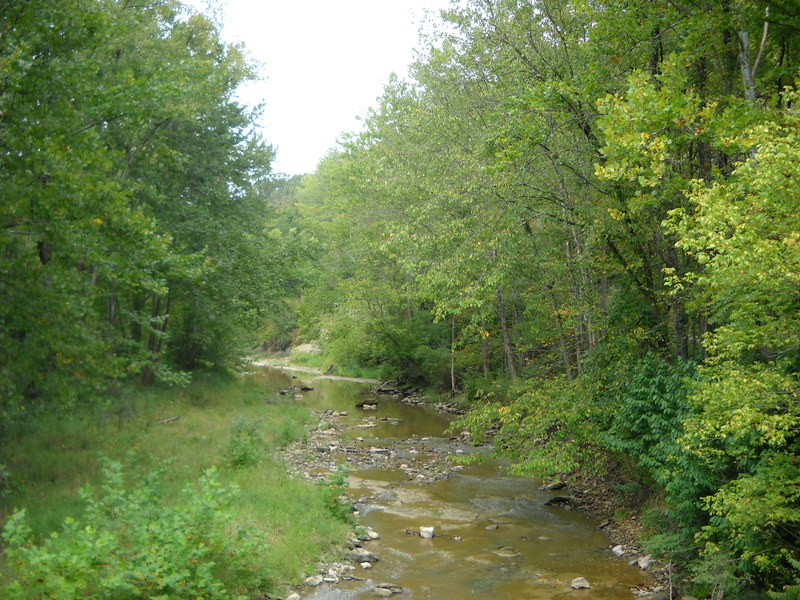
0, 370, 351, 598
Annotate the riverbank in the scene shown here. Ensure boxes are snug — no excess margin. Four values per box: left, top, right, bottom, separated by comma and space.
251, 357, 382, 384
0, 371, 351, 598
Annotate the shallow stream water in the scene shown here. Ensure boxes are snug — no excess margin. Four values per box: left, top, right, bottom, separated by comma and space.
251, 366, 652, 600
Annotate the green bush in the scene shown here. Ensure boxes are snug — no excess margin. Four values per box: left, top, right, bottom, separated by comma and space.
318, 465, 353, 523
601, 355, 717, 565
454, 375, 608, 478
602, 355, 715, 521
2, 460, 271, 600
603, 355, 696, 472
226, 416, 265, 468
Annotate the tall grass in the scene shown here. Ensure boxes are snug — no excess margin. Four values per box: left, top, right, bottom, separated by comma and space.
0, 370, 350, 595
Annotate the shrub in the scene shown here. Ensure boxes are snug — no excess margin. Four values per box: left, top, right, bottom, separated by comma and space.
602, 355, 714, 521
2, 459, 271, 600
454, 375, 608, 478
318, 465, 353, 523
226, 416, 264, 468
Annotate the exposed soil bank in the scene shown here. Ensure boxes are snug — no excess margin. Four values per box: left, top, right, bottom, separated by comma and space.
251, 358, 382, 384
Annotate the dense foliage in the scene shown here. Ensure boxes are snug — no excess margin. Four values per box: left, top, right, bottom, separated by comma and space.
0, 0, 295, 429
3, 461, 271, 600
286, 0, 800, 595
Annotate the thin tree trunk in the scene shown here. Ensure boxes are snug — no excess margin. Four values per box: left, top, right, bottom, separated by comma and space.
481, 320, 490, 378
736, 10, 769, 104
547, 284, 573, 380
497, 289, 518, 381
450, 315, 457, 393
673, 298, 688, 360
107, 283, 117, 326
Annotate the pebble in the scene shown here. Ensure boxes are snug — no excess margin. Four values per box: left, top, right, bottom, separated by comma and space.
360, 561, 372, 569
491, 547, 521, 558
419, 526, 435, 538
612, 544, 626, 556
286, 594, 301, 600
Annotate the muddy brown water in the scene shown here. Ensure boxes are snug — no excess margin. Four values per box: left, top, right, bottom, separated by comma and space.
252, 367, 652, 600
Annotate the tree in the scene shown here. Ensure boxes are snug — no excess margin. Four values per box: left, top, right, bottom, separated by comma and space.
668, 107, 800, 590
1, 0, 284, 424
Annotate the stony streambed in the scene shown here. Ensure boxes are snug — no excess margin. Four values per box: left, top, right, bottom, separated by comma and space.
256, 369, 675, 600
282, 407, 472, 485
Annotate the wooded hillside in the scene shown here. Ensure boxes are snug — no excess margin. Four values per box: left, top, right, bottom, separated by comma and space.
290, 1, 800, 596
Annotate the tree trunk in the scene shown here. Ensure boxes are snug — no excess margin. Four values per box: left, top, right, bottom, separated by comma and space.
496, 289, 518, 381
736, 11, 768, 105
481, 320, 490, 378
547, 284, 573, 380
450, 315, 457, 393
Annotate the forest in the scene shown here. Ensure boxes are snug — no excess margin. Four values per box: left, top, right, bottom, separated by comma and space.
2, 0, 799, 599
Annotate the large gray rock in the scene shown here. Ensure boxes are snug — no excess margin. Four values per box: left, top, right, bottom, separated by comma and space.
544, 495, 573, 506
375, 583, 403, 595
542, 481, 567, 490
346, 547, 379, 562
356, 527, 381, 541
571, 577, 592, 589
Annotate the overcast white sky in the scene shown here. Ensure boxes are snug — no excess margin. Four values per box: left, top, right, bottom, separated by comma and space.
194, 1, 453, 176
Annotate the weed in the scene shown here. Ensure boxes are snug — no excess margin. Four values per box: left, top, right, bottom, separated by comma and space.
318, 465, 353, 523
227, 416, 265, 468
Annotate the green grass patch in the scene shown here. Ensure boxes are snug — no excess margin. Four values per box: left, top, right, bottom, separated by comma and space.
0, 371, 351, 598
290, 351, 329, 370
289, 350, 391, 381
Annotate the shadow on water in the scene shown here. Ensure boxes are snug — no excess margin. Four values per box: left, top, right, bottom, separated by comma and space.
249, 366, 653, 600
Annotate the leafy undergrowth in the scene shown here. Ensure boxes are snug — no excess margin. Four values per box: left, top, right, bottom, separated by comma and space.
0, 371, 351, 598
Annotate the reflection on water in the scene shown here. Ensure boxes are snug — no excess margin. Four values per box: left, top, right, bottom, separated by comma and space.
249, 367, 652, 599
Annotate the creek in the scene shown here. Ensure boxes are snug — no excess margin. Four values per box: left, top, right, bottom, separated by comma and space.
252, 366, 653, 600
